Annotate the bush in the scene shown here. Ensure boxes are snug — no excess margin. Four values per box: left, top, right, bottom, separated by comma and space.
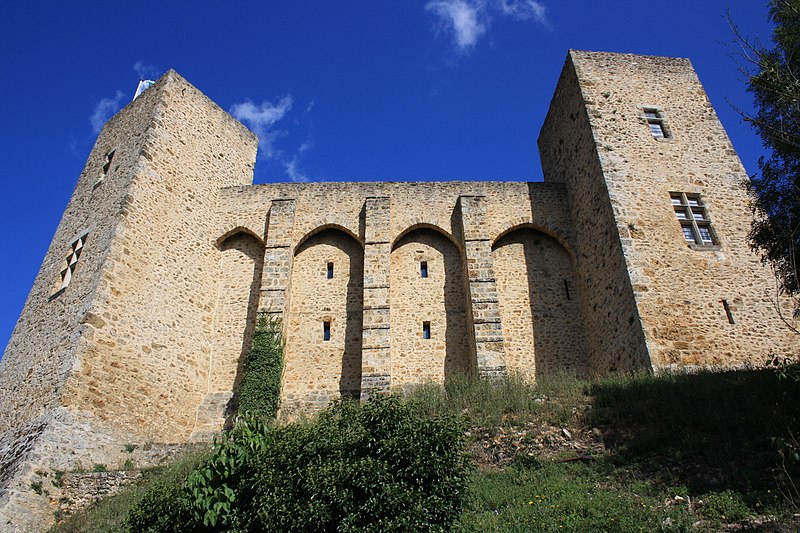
125, 480, 192, 533
247, 397, 471, 532
237, 315, 284, 418
185, 416, 272, 530
125, 396, 470, 532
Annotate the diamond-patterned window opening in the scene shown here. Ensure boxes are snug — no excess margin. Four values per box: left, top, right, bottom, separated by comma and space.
94, 150, 115, 188
643, 108, 668, 139
59, 234, 87, 290
670, 193, 716, 246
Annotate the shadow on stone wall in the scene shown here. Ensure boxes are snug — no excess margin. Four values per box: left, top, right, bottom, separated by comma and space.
217, 232, 264, 420
494, 229, 588, 379
290, 228, 364, 402
341, 235, 364, 399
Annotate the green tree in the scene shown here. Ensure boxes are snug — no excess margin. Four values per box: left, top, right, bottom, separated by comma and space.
732, 0, 800, 326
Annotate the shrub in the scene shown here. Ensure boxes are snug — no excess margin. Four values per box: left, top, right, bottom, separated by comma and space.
184, 415, 272, 529
700, 490, 752, 523
125, 480, 193, 533
247, 397, 471, 532
237, 315, 284, 418
126, 397, 470, 532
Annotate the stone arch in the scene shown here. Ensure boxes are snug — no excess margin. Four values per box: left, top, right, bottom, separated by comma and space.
390, 226, 472, 388
215, 225, 264, 248
294, 224, 363, 254
281, 227, 364, 417
391, 223, 462, 254
492, 222, 576, 265
196, 231, 264, 434
492, 226, 588, 380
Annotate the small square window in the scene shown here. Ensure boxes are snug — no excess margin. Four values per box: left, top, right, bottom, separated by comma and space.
323, 321, 331, 341
327, 262, 334, 279
420, 261, 428, 278
422, 321, 431, 339
643, 107, 669, 139
671, 192, 717, 247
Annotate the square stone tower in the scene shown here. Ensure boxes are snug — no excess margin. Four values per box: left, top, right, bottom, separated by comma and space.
539, 50, 798, 375
0, 71, 257, 530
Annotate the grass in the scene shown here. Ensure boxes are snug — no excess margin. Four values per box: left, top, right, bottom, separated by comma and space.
53, 367, 800, 532
460, 461, 696, 532
406, 370, 588, 428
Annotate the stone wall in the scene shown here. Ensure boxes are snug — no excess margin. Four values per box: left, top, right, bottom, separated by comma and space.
493, 229, 588, 379
0, 70, 258, 530
564, 50, 798, 369
390, 228, 471, 388
539, 53, 651, 377
281, 229, 364, 416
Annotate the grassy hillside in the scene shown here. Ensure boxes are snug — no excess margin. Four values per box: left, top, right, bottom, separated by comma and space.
54, 368, 800, 532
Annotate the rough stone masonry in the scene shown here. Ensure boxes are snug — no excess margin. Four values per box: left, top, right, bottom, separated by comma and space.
0, 50, 797, 531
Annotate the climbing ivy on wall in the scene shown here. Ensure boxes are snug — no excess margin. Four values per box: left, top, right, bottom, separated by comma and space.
237, 314, 284, 418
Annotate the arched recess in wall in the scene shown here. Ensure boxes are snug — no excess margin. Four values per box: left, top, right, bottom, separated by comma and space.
209, 231, 264, 398
390, 226, 472, 388
492, 226, 588, 380
281, 227, 364, 415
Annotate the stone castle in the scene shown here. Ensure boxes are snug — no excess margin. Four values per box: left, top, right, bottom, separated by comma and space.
1, 50, 798, 530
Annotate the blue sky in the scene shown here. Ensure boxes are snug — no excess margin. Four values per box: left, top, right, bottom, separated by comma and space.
0, 1, 776, 351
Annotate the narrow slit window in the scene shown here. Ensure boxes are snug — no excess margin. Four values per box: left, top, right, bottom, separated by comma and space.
420, 261, 428, 278
422, 321, 431, 339
722, 300, 735, 324
327, 262, 334, 279
563, 280, 571, 300
323, 321, 331, 341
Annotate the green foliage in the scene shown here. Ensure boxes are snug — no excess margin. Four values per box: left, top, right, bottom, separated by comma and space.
700, 490, 753, 523
124, 397, 469, 532
52, 470, 64, 488
125, 480, 192, 533
461, 462, 694, 532
184, 415, 271, 530
31, 480, 43, 495
247, 397, 470, 532
92, 464, 107, 473
734, 0, 800, 302
237, 315, 284, 418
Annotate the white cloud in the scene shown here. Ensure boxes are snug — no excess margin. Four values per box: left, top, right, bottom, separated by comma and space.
284, 157, 308, 182
231, 95, 315, 182
497, 0, 547, 24
132, 61, 159, 79
426, 0, 549, 53
90, 91, 126, 133
230, 96, 293, 159
426, 0, 486, 51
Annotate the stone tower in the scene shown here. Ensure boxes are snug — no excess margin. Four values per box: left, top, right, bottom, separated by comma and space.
0, 71, 257, 530
539, 50, 798, 374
